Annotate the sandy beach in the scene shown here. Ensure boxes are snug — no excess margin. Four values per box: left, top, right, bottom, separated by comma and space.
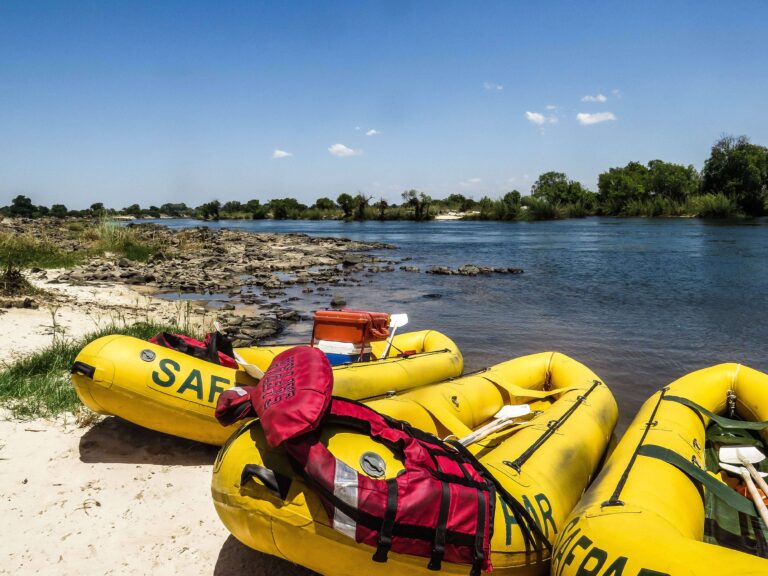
0, 270, 216, 366
0, 271, 317, 575
0, 411, 315, 576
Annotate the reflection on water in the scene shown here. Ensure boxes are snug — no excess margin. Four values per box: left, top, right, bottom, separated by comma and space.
149, 217, 768, 430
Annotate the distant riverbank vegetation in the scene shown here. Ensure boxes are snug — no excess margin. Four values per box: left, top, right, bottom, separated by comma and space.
4, 135, 767, 222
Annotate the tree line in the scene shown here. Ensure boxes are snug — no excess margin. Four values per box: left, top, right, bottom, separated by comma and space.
3, 135, 767, 221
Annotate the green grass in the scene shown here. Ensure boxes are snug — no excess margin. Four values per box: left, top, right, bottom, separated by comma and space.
687, 193, 741, 219
0, 218, 160, 270
0, 321, 199, 419
0, 232, 84, 268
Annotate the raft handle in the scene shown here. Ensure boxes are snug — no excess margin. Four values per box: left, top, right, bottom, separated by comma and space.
71, 361, 96, 379
240, 463, 292, 500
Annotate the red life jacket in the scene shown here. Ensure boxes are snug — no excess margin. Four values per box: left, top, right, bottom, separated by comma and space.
283, 398, 495, 575
217, 346, 550, 575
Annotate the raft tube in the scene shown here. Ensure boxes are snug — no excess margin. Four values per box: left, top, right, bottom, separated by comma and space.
212, 352, 618, 575
553, 363, 768, 576
71, 330, 462, 445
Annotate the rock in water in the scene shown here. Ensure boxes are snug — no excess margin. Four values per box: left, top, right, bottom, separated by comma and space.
330, 294, 346, 307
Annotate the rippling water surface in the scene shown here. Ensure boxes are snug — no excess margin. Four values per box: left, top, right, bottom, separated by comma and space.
151, 217, 768, 428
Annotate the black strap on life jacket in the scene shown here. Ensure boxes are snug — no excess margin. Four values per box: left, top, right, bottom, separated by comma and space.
315, 399, 549, 571
153, 331, 234, 366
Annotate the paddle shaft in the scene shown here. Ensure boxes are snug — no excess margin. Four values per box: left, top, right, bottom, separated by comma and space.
741, 457, 768, 500
739, 468, 768, 526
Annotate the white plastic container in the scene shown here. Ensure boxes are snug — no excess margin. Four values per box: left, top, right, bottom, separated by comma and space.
317, 340, 372, 365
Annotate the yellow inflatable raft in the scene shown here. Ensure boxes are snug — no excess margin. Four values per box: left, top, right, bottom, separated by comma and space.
553, 363, 768, 576
212, 352, 618, 575
71, 330, 462, 445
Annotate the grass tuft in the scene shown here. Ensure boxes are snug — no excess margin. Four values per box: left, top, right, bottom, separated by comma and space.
0, 321, 199, 419
0, 218, 160, 270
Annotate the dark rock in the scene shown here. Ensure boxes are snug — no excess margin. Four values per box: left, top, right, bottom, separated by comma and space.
422, 293, 443, 299
220, 303, 235, 311
278, 310, 301, 321
400, 266, 420, 272
427, 266, 453, 275
330, 294, 346, 307
240, 327, 278, 340
457, 265, 481, 276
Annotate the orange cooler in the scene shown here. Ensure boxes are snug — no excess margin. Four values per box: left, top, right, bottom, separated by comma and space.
311, 310, 390, 344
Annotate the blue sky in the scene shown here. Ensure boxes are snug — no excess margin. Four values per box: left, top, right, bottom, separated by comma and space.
1, 1, 767, 209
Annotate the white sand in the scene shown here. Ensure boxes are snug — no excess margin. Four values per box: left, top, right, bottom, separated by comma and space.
0, 273, 315, 575
1, 270, 215, 365
0, 413, 314, 576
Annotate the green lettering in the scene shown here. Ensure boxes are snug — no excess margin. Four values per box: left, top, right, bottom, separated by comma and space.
603, 556, 627, 576
499, 498, 518, 546
177, 369, 204, 400
208, 375, 230, 404
522, 495, 542, 531
561, 535, 592, 576
553, 519, 581, 576
535, 493, 557, 538
152, 358, 180, 387
575, 547, 607, 576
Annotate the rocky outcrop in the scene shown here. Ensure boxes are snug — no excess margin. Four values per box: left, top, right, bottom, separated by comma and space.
426, 265, 524, 276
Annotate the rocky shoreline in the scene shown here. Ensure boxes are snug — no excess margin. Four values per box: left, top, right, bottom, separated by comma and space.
3, 219, 524, 348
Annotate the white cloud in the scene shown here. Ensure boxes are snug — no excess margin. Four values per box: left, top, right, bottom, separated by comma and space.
483, 82, 503, 91
365, 129, 380, 136
576, 111, 616, 125
354, 126, 361, 131
611, 88, 622, 98
581, 93, 608, 102
545, 104, 558, 110
460, 177, 482, 188
525, 111, 558, 125
272, 149, 293, 159
328, 143, 362, 157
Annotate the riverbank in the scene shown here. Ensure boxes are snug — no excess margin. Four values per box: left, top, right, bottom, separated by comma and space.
0, 219, 388, 575
0, 218, 396, 352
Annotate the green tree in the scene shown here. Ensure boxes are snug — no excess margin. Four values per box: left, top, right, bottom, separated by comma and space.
597, 162, 649, 215
50, 204, 68, 218
445, 193, 476, 212
197, 200, 221, 220
647, 160, 700, 203
375, 198, 388, 221
702, 135, 768, 216
401, 190, 432, 221
244, 199, 268, 219
476, 196, 495, 220
313, 197, 336, 211
221, 201, 244, 214
267, 198, 306, 219
531, 172, 589, 206
499, 190, 521, 220
89, 202, 105, 217
123, 203, 142, 217
9, 195, 35, 218
160, 203, 189, 217
354, 193, 370, 221
336, 193, 354, 219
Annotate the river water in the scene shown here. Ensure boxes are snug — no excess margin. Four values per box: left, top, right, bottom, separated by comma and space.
148, 217, 768, 428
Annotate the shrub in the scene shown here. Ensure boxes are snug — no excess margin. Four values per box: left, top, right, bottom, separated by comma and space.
687, 193, 740, 219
